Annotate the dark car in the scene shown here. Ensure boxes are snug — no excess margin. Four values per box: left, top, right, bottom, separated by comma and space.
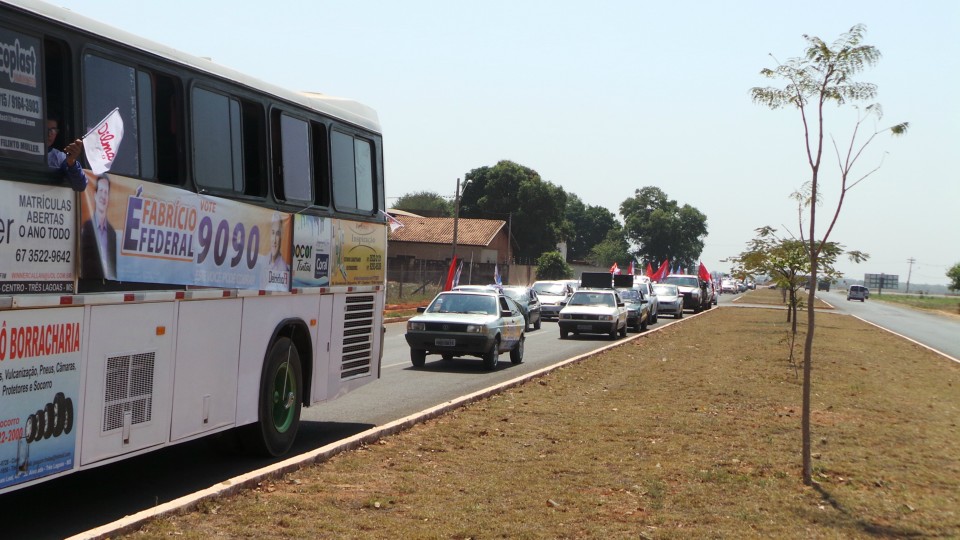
661, 274, 710, 312
405, 291, 525, 370
616, 287, 650, 332
500, 285, 542, 331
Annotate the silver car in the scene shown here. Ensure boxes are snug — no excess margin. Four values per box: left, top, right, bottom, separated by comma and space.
532, 280, 573, 320
405, 291, 526, 370
653, 283, 683, 318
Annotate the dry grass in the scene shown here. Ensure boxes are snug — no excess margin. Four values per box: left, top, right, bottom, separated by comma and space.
129, 308, 959, 539
739, 287, 833, 309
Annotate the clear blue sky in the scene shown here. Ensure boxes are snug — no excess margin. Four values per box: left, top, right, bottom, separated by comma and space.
53, 0, 959, 286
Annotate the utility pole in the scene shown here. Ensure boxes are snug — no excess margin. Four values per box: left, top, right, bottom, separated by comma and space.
451, 177, 461, 262
906, 257, 916, 293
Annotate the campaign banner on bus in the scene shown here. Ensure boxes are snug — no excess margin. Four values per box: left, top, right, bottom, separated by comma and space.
330, 219, 386, 286
0, 307, 83, 490
292, 214, 331, 288
78, 173, 292, 290
0, 179, 76, 295
0, 28, 45, 161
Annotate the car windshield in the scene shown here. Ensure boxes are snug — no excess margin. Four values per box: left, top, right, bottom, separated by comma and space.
568, 291, 615, 307
533, 283, 566, 295
653, 284, 678, 296
426, 293, 498, 315
663, 276, 699, 288
502, 288, 529, 302
618, 289, 641, 301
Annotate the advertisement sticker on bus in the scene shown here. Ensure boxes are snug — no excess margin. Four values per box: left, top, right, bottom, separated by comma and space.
330, 219, 386, 286
0, 307, 83, 490
0, 180, 76, 294
78, 173, 292, 290
0, 27, 44, 161
292, 214, 331, 288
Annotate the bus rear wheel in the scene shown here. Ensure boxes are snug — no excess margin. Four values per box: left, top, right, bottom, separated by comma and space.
245, 337, 302, 457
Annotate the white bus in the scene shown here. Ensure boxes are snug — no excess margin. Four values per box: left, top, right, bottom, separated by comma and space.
0, 0, 386, 494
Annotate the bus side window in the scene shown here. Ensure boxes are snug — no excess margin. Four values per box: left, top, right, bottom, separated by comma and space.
83, 53, 140, 177
271, 111, 311, 204
331, 129, 376, 214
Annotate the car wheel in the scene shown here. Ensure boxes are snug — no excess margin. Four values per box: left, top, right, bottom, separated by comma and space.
651, 312, 658, 324
483, 339, 500, 370
560, 329, 568, 339
523, 315, 530, 332
640, 316, 648, 331
411, 349, 426, 367
510, 335, 524, 364
534, 314, 541, 330
677, 310, 683, 319
632, 319, 641, 332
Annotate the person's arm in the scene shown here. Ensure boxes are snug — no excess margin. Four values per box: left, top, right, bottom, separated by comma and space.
62, 139, 87, 192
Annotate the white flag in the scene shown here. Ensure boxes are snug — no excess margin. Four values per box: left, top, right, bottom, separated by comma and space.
83, 107, 124, 176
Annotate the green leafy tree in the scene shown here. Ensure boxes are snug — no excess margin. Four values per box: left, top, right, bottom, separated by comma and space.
619, 186, 708, 269
565, 194, 619, 262
737, 226, 867, 333
587, 227, 631, 269
460, 161, 569, 261
393, 191, 452, 217
948, 263, 960, 292
535, 251, 573, 280
751, 24, 907, 485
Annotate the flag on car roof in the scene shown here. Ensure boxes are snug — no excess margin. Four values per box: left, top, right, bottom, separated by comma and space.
443, 256, 459, 291
494, 263, 502, 286
628, 261, 635, 275
610, 262, 620, 275
698, 261, 711, 282
645, 262, 654, 277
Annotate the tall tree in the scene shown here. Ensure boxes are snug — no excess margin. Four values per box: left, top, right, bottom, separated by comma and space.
619, 186, 708, 269
565, 194, 620, 262
460, 160, 568, 261
751, 24, 907, 485
393, 191, 452, 217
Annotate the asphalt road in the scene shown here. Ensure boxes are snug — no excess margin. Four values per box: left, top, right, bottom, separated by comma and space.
814, 289, 960, 361
11, 290, 955, 538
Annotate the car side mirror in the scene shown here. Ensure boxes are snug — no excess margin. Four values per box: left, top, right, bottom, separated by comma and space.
502, 310, 512, 317
560, 301, 567, 306
416, 306, 426, 313
641, 299, 648, 304
617, 302, 625, 307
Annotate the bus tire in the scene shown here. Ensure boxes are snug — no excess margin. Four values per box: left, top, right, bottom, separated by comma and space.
52, 392, 66, 437
63, 397, 74, 435
244, 337, 302, 457
35, 409, 46, 442
43, 403, 56, 439
25, 414, 37, 443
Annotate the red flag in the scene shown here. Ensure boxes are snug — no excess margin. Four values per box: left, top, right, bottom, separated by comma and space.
651, 259, 670, 281
609, 262, 620, 275
628, 261, 635, 275
698, 261, 710, 282
443, 256, 459, 291
645, 262, 653, 277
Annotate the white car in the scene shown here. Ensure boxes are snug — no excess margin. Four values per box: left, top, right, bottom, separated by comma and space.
557, 289, 628, 340
532, 280, 574, 320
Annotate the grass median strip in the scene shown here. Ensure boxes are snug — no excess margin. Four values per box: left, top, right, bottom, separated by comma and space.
129, 308, 959, 539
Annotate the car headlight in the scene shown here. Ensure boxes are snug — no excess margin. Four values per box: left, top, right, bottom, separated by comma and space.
598, 314, 613, 321
465, 324, 484, 333
407, 321, 425, 331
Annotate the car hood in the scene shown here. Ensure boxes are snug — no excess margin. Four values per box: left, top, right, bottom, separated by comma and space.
408, 312, 500, 325
657, 294, 681, 302
560, 305, 619, 315
538, 294, 567, 304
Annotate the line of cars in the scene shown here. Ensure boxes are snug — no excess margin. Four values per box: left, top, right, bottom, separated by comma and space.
403, 272, 696, 370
